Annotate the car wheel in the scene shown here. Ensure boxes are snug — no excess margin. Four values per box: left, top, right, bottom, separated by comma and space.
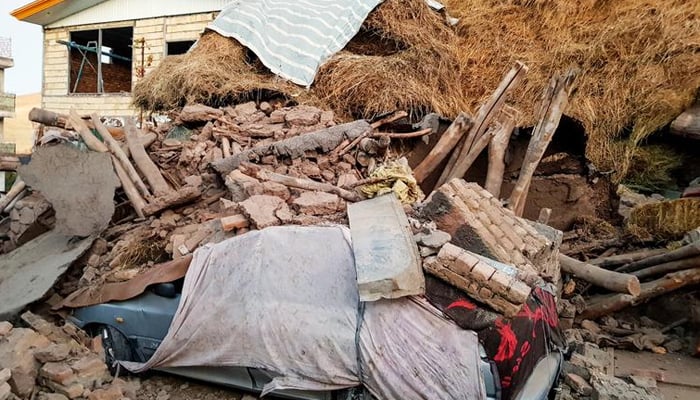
99, 325, 134, 376
334, 387, 375, 400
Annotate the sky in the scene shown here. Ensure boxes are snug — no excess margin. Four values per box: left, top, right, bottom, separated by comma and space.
0, 0, 42, 95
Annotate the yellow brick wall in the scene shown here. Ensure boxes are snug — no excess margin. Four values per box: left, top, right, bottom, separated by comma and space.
42, 12, 217, 117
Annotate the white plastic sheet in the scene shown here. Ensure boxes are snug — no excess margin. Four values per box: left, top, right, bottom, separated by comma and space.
124, 225, 485, 399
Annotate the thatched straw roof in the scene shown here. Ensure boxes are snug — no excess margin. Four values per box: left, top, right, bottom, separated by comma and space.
133, 0, 700, 182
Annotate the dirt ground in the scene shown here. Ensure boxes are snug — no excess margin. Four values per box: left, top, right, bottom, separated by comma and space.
135, 374, 247, 400
615, 350, 700, 400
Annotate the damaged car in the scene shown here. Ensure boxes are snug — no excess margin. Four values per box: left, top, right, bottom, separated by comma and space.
66, 225, 562, 400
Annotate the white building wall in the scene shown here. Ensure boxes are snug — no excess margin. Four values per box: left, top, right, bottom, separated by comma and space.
48, 0, 232, 29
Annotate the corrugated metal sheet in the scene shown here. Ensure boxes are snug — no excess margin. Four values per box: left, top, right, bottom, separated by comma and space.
48, 0, 233, 28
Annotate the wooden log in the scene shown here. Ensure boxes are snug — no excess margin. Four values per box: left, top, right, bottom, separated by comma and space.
617, 241, 700, 273
68, 109, 108, 152
4, 188, 27, 214
0, 156, 20, 171
254, 169, 363, 202
437, 62, 528, 187
112, 157, 146, 219
92, 114, 151, 200
632, 256, 700, 280
123, 118, 172, 197
588, 248, 668, 268
579, 268, 700, 320
333, 111, 407, 157
412, 113, 472, 183
508, 69, 577, 216
0, 179, 27, 213
372, 128, 432, 139
29, 107, 70, 128
537, 208, 552, 225
212, 120, 372, 175
142, 186, 202, 216
485, 107, 517, 197
220, 214, 249, 232
370, 110, 409, 129
559, 254, 641, 296
221, 137, 232, 158
31, 107, 124, 137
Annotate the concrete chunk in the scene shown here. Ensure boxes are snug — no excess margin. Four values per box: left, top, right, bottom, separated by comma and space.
18, 145, 119, 237
348, 193, 424, 301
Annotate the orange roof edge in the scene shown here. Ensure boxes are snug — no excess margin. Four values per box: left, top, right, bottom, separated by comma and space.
11, 0, 66, 21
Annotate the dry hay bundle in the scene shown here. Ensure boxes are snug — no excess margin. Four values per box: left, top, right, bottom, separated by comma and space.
134, 0, 699, 182
628, 198, 700, 240
133, 0, 468, 119
443, 0, 700, 181
133, 31, 321, 110
314, 0, 468, 119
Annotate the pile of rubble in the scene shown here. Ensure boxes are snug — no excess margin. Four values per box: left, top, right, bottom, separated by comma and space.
0, 312, 139, 400
0, 63, 698, 399
558, 341, 661, 400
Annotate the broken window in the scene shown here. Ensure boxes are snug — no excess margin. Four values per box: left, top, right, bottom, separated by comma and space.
68, 27, 133, 94
166, 40, 195, 56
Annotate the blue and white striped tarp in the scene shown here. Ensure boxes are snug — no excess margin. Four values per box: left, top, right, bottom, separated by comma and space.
207, 0, 384, 87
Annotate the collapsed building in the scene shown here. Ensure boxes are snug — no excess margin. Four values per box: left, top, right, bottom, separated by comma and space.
1, 0, 699, 399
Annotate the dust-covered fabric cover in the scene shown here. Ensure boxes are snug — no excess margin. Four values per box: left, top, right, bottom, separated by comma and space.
208, 0, 384, 87
122, 225, 485, 399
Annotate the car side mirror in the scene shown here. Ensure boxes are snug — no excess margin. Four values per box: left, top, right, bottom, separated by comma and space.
152, 283, 177, 298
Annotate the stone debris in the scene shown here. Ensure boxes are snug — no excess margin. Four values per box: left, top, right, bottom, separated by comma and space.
1, 98, 691, 400
0, 314, 139, 400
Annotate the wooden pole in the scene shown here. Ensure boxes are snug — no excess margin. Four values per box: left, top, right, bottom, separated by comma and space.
112, 157, 146, 219
253, 169, 363, 202
632, 256, 700, 280
221, 137, 232, 158
560, 254, 641, 296
0, 179, 27, 213
508, 69, 577, 216
437, 62, 528, 187
579, 268, 700, 320
123, 118, 172, 196
588, 248, 668, 268
485, 107, 517, 197
68, 109, 108, 152
412, 113, 472, 184
617, 242, 700, 273
91, 114, 151, 199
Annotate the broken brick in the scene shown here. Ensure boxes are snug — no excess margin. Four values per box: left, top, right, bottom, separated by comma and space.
240, 195, 286, 229
293, 192, 340, 215
34, 343, 71, 363
284, 106, 321, 126
40, 362, 75, 385
261, 181, 291, 200
44, 381, 84, 399
87, 385, 123, 400
565, 373, 593, 396
225, 170, 263, 202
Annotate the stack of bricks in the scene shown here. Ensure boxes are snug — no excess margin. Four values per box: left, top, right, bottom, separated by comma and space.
0, 312, 139, 400
421, 179, 561, 284
424, 243, 531, 316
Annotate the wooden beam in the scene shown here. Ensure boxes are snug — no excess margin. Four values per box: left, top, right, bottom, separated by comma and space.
560, 254, 640, 296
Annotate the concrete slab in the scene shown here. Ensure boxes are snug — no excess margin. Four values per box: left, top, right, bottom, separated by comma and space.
18, 144, 119, 237
347, 193, 424, 301
0, 230, 94, 320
